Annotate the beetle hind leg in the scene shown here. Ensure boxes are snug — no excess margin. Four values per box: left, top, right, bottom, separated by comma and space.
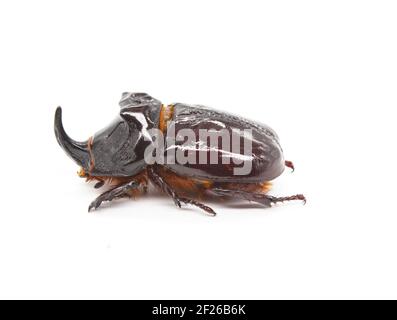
210, 188, 306, 208
147, 166, 216, 216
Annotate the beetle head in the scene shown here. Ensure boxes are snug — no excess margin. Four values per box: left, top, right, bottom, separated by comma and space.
54, 92, 161, 177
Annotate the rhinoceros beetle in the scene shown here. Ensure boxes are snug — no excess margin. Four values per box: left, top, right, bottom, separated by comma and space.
54, 92, 305, 215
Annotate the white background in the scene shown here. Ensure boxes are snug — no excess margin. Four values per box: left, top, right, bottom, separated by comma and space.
0, 0, 396, 299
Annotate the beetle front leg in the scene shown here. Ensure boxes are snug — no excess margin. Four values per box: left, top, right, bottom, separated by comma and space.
88, 180, 140, 212
147, 166, 216, 216
211, 188, 306, 207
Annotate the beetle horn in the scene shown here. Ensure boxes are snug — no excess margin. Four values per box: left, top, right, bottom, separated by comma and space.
54, 106, 90, 169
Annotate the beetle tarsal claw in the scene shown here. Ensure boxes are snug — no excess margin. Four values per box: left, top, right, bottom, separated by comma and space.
285, 160, 295, 172
88, 202, 98, 212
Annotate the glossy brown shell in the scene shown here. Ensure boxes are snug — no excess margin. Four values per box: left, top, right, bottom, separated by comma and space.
163, 103, 285, 183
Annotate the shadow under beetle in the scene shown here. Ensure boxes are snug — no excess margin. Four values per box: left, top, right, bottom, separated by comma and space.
54, 92, 305, 215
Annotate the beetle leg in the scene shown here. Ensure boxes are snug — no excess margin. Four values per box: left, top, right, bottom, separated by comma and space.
147, 166, 216, 216
211, 188, 306, 207
267, 194, 306, 205
88, 180, 140, 212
